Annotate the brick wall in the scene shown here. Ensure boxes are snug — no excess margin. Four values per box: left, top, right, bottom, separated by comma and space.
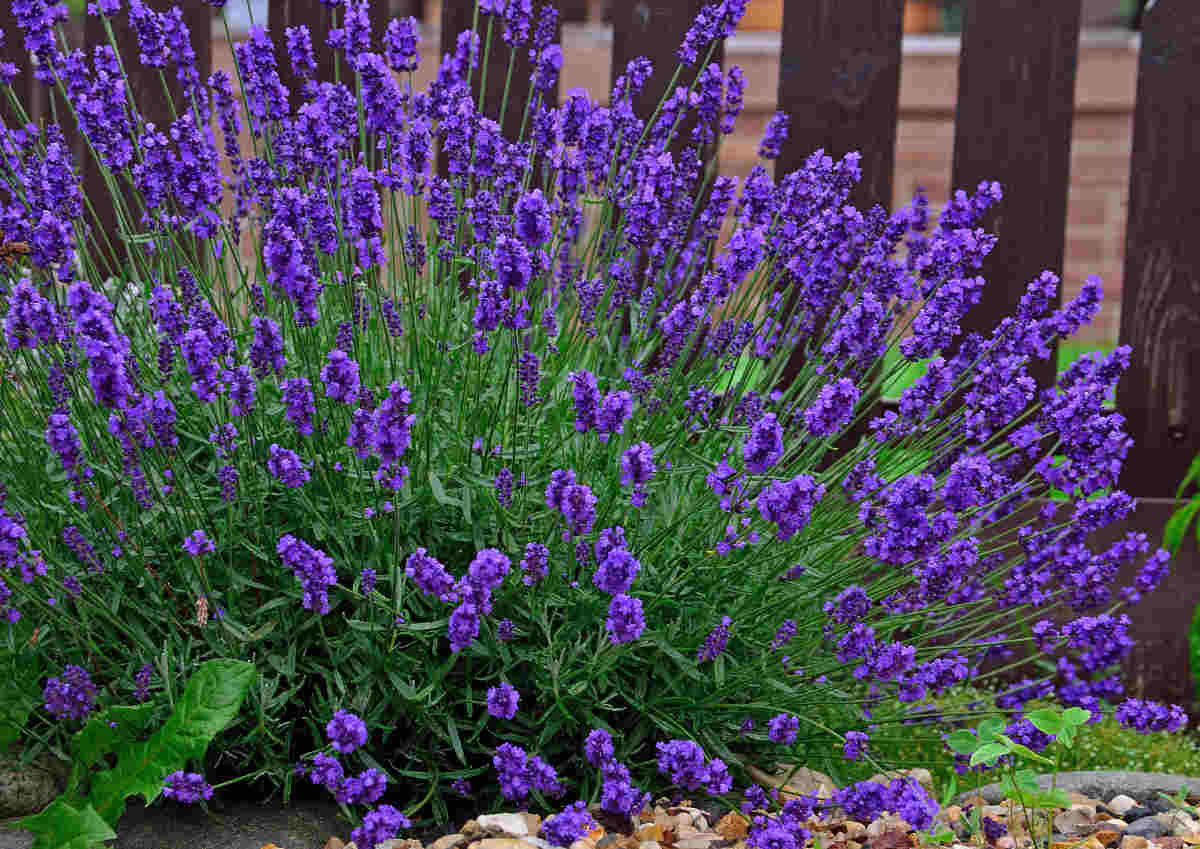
211, 23, 1138, 345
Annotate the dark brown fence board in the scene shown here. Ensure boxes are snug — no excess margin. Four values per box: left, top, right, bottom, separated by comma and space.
772, 0, 904, 412
950, 0, 1082, 390
1114, 2, 1200, 499
440, 0, 562, 141
609, 0, 718, 133
0, 6, 44, 129
775, 0, 904, 214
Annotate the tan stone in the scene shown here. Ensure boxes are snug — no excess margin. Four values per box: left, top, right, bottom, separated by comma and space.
1108, 796, 1139, 818
323, 839, 347, 849
461, 820, 482, 837
693, 816, 709, 832
941, 806, 963, 825
477, 814, 533, 838
430, 835, 470, 849
1094, 831, 1123, 848
745, 762, 837, 800
676, 826, 702, 840
1056, 808, 1097, 836
995, 838, 1016, 849
715, 812, 750, 841
842, 822, 867, 839
376, 841, 422, 849
475, 840, 537, 849
637, 824, 667, 843
523, 814, 543, 835
639, 843, 662, 849
1119, 837, 1149, 849
676, 841, 720, 849
1100, 820, 1130, 829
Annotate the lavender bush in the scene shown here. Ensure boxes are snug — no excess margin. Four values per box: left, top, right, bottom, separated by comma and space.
0, 0, 1184, 844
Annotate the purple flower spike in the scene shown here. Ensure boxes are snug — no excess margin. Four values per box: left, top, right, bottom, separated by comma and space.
162, 771, 214, 804
326, 709, 368, 753
487, 681, 520, 720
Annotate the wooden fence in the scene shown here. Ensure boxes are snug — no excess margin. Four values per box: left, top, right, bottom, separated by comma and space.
0, 0, 1197, 706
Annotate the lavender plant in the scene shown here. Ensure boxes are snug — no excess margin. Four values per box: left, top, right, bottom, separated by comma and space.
0, 0, 1185, 845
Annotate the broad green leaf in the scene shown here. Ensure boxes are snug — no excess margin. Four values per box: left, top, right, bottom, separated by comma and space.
976, 718, 1006, 742
17, 799, 116, 849
969, 742, 1010, 767
70, 704, 157, 793
993, 735, 1054, 767
945, 729, 982, 755
87, 659, 255, 827
1062, 707, 1092, 727
1176, 453, 1200, 499
1025, 709, 1064, 736
1164, 500, 1200, 554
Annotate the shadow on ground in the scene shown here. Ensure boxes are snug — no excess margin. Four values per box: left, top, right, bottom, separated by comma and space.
0, 798, 349, 849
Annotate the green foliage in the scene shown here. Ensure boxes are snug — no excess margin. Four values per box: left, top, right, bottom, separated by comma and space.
16, 659, 255, 849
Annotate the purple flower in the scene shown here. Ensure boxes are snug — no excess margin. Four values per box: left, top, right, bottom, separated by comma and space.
326, 709, 368, 754
249, 316, 285, 378
494, 467, 514, 507
162, 771, 214, 804
655, 739, 709, 791
758, 474, 826, 541
133, 663, 153, 702
350, 804, 411, 849
767, 713, 799, 745
620, 442, 656, 507
277, 534, 337, 615
593, 548, 641, 596
758, 112, 790, 159
496, 618, 515, 641
487, 681, 520, 719
267, 444, 311, 489
514, 189, 552, 245
281, 377, 316, 436
585, 728, 615, 766
43, 664, 98, 721
606, 594, 645, 645
448, 602, 481, 653
1114, 699, 1188, 734
520, 542, 550, 586
743, 413, 783, 475
542, 800, 597, 848
770, 619, 797, 652
183, 529, 215, 557
843, 731, 869, 762
803, 378, 859, 437
384, 16, 420, 72
406, 548, 457, 602
697, 616, 733, 662
320, 349, 360, 405
824, 586, 871, 625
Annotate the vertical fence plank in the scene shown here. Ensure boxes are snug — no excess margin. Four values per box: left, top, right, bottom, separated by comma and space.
950, 0, 1082, 389
75, 3, 212, 278
1114, 2, 1200, 500
772, 0, 904, 403
775, 0, 904, 214
608, 0, 716, 130
0, 7, 44, 129
440, 0, 562, 141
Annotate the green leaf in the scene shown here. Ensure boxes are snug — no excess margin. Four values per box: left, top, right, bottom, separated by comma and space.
70, 704, 157, 793
924, 829, 957, 844
1164, 499, 1200, 554
445, 716, 466, 766
945, 729, 982, 755
1176, 453, 1200, 499
429, 471, 461, 507
1062, 707, 1092, 727
17, 799, 117, 849
976, 718, 1006, 743
969, 742, 1010, 767
1025, 708, 1064, 736
993, 735, 1054, 767
87, 659, 255, 827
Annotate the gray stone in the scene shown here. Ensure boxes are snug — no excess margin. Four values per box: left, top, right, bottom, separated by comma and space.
477, 813, 532, 838
1109, 796, 1140, 817
954, 772, 1200, 807
2, 797, 349, 849
0, 753, 68, 818
1124, 818, 1169, 840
